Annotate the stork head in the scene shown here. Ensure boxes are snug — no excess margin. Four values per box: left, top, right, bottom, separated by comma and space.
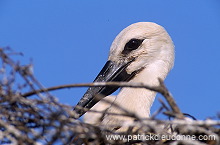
73, 22, 174, 119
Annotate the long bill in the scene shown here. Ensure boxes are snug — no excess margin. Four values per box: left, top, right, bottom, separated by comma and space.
73, 59, 138, 119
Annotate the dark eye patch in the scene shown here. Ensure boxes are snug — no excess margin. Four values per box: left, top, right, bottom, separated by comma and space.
122, 38, 144, 55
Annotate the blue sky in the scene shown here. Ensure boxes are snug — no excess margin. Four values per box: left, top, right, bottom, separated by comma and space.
0, 1, 219, 120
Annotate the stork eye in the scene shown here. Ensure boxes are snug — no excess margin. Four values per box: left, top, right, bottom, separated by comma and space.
122, 39, 144, 54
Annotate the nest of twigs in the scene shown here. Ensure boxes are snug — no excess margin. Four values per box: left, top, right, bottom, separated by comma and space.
0, 48, 219, 145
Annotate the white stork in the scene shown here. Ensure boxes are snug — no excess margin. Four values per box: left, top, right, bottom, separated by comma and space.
73, 22, 174, 131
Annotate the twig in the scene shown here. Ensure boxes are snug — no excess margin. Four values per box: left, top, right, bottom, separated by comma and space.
22, 81, 162, 97
22, 78, 184, 119
158, 78, 184, 119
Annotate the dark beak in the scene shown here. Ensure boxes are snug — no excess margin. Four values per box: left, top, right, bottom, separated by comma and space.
73, 59, 138, 119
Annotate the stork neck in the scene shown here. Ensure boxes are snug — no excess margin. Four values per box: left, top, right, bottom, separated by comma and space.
113, 64, 167, 118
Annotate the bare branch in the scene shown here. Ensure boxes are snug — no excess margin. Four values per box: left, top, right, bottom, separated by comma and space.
22, 81, 163, 97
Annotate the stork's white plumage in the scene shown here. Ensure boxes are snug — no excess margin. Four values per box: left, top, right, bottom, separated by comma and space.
74, 22, 174, 131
